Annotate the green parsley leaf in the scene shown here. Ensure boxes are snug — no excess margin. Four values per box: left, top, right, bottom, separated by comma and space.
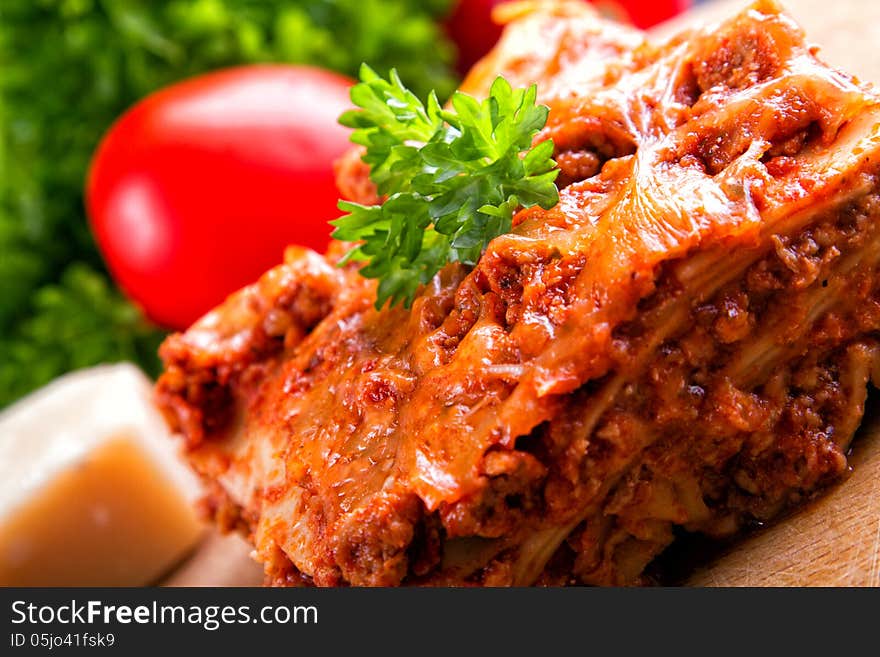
331, 65, 559, 309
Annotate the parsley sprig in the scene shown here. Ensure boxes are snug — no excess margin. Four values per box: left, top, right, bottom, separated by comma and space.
331, 65, 559, 309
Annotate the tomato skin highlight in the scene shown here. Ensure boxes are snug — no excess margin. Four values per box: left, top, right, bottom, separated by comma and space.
86, 65, 353, 330
444, 0, 690, 73
613, 0, 691, 29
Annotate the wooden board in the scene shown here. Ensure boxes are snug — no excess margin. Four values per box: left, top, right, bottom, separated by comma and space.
162, 531, 263, 587
682, 414, 880, 586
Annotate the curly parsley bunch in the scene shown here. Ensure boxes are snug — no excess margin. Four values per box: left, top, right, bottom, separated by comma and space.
332, 66, 559, 308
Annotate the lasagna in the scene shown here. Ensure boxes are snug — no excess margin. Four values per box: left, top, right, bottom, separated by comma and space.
156, 0, 880, 585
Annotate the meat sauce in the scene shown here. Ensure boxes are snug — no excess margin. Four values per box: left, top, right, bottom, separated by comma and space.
156, 0, 880, 585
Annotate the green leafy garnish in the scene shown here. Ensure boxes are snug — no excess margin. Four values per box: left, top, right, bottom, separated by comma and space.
331, 65, 559, 309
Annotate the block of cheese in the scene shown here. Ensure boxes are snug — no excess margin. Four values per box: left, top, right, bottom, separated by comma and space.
0, 363, 204, 586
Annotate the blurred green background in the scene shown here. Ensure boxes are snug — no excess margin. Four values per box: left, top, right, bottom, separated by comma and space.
0, 0, 459, 408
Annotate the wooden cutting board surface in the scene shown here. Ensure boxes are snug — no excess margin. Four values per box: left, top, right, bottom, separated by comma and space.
166, 0, 880, 587
681, 416, 880, 586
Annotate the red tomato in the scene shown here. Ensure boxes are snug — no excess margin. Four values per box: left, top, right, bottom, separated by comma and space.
86, 65, 353, 330
445, 0, 506, 75
445, 1, 690, 74
612, 0, 691, 29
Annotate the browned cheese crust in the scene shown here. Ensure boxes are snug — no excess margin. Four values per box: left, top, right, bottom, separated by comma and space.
156, 0, 880, 585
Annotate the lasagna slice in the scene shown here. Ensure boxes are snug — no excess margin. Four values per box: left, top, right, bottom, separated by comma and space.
156, 0, 880, 586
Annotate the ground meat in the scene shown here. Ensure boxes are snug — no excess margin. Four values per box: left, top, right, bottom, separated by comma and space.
155, 1, 880, 587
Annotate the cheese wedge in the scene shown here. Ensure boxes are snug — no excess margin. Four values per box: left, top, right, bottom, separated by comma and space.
0, 363, 203, 586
